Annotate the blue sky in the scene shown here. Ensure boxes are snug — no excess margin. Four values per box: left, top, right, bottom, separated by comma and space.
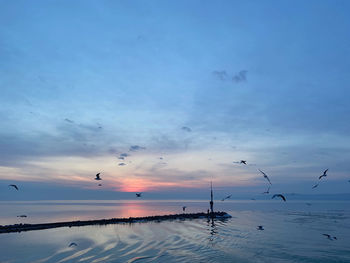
1, 0, 350, 199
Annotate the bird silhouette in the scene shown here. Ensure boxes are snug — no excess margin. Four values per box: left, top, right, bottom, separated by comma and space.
272, 194, 286, 202
17, 215, 27, 218
221, 194, 232, 201
319, 169, 329, 180
136, 193, 142, 197
240, 160, 247, 165
259, 169, 272, 185
94, 173, 102, 180
69, 242, 78, 247
9, 184, 19, 190
262, 186, 270, 194
322, 234, 337, 240
257, 225, 264, 230
312, 183, 319, 189
182, 206, 187, 212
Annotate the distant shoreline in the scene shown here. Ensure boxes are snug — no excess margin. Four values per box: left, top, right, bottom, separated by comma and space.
0, 211, 231, 234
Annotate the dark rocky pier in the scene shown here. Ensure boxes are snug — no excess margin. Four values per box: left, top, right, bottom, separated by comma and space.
0, 211, 231, 234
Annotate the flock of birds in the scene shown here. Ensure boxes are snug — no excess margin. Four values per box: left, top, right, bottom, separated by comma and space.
6, 129, 347, 245
221, 161, 340, 240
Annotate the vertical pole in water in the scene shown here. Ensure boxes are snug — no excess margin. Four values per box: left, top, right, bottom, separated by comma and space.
210, 181, 214, 215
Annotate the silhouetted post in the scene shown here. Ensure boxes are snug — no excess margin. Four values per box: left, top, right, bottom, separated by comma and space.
210, 181, 214, 216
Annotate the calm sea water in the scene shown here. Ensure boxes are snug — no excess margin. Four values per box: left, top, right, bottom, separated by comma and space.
0, 200, 349, 263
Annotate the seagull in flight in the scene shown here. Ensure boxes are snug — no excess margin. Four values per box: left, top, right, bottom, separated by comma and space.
9, 184, 19, 190
322, 234, 337, 240
312, 183, 319, 189
272, 194, 286, 202
221, 194, 232, 201
257, 225, 264, 230
182, 206, 187, 212
94, 173, 102, 181
262, 186, 270, 194
319, 169, 329, 180
232, 160, 247, 165
136, 193, 142, 197
259, 169, 272, 185
69, 242, 78, 247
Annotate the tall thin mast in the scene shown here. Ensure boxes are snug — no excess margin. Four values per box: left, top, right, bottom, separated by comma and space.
210, 181, 214, 214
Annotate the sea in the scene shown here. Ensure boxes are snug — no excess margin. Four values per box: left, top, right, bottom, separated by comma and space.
0, 200, 349, 263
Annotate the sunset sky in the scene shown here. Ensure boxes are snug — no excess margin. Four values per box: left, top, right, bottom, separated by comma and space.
1, 0, 350, 200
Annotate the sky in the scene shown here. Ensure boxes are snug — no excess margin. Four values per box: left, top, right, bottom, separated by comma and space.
1, 0, 350, 200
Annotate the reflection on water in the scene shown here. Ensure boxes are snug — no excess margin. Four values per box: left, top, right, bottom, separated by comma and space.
0, 201, 350, 262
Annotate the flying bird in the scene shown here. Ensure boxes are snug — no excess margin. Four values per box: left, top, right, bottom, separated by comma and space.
9, 184, 19, 190
262, 186, 270, 194
272, 194, 286, 202
240, 160, 247, 165
182, 206, 187, 212
94, 173, 102, 181
319, 169, 329, 180
312, 183, 319, 189
258, 169, 272, 185
118, 163, 126, 166
17, 215, 27, 218
69, 242, 78, 247
221, 194, 232, 201
257, 225, 264, 230
322, 234, 337, 240
136, 193, 142, 197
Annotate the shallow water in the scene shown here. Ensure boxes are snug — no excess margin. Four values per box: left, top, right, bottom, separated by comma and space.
0, 200, 349, 263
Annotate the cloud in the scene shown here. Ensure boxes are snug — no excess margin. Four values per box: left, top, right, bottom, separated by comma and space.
181, 126, 192, 132
64, 118, 74, 123
120, 153, 130, 157
212, 70, 228, 81
232, 70, 248, 83
129, 145, 146, 151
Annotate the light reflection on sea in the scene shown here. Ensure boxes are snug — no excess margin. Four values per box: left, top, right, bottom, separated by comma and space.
0, 200, 349, 263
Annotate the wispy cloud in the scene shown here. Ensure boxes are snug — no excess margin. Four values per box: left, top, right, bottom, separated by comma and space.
129, 145, 146, 151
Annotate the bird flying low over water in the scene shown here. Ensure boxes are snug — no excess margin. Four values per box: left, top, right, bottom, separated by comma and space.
182, 206, 187, 212
322, 234, 337, 240
221, 194, 232, 201
136, 193, 142, 197
69, 242, 78, 247
272, 194, 286, 202
312, 183, 319, 189
9, 184, 19, 190
319, 169, 329, 180
232, 160, 247, 165
262, 186, 270, 194
95, 173, 102, 180
258, 169, 272, 185
257, 225, 264, 230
